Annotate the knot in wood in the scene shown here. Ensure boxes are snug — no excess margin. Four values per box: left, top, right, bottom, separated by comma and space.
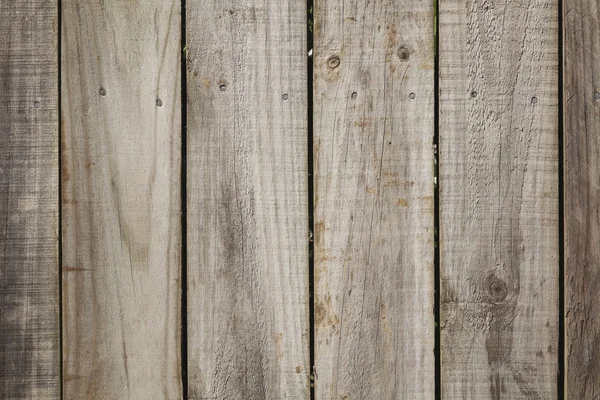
327, 55, 341, 69
489, 279, 508, 301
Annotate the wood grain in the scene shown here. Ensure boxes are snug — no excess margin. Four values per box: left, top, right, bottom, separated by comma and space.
564, 0, 600, 397
61, 1, 181, 398
313, 1, 436, 398
0, 1, 59, 398
439, 0, 559, 398
186, 1, 309, 399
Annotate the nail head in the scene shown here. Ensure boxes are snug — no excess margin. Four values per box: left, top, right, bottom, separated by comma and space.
531, 96, 538, 104
351, 92, 358, 99
594, 92, 600, 100
471, 91, 478, 98
34, 101, 41, 109
397, 46, 410, 61
156, 99, 163, 107
100, 88, 107, 96
409, 92, 416, 100
282, 93, 289, 100
219, 84, 227, 91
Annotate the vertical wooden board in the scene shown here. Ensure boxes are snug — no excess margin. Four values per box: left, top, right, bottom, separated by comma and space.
61, 1, 181, 398
0, 1, 59, 398
564, 0, 600, 397
313, 1, 435, 398
186, 1, 309, 399
439, 0, 559, 398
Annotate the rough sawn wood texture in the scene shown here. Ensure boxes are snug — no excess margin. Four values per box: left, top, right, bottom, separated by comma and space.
61, 1, 182, 398
186, 0, 310, 399
313, 0, 436, 398
0, 1, 60, 398
439, 0, 559, 398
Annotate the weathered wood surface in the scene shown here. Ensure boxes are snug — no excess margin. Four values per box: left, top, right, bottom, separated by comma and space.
186, 1, 309, 399
313, 1, 436, 398
439, 0, 559, 398
0, 1, 60, 398
564, 0, 600, 397
61, 1, 182, 398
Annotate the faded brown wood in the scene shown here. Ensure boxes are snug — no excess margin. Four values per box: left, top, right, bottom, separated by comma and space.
439, 0, 559, 398
313, 1, 436, 398
186, 1, 309, 399
61, 1, 182, 398
564, 0, 600, 397
0, 1, 59, 398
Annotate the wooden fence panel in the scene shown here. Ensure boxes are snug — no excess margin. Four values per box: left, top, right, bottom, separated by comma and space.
313, 1, 436, 398
61, 1, 182, 398
0, 1, 60, 398
186, 1, 309, 399
439, 0, 559, 398
564, 0, 600, 397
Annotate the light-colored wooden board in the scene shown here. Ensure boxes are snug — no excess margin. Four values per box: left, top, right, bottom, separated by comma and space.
0, 1, 60, 398
313, 1, 436, 398
61, 1, 182, 398
186, 1, 309, 399
564, 0, 600, 397
439, 0, 559, 398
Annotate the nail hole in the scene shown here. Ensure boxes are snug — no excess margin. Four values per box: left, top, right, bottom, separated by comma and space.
282, 93, 289, 100
100, 88, 107, 97
470, 91, 478, 98
397, 46, 410, 61
156, 99, 163, 107
409, 92, 416, 100
219, 84, 227, 91
351, 92, 357, 99
531, 96, 538, 104
327, 55, 341, 69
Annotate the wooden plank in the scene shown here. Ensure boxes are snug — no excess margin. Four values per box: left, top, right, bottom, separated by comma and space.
0, 1, 59, 398
61, 1, 181, 398
186, 1, 309, 399
439, 0, 559, 398
313, 1, 435, 398
564, 0, 600, 397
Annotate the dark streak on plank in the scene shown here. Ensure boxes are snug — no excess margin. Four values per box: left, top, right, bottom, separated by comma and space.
0, 1, 60, 398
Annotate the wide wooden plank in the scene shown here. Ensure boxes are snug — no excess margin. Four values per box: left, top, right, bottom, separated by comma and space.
0, 1, 60, 398
61, 1, 181, 398
313, 1, 435, 398
564, 0, 600, 397
439, 0, 559, 398
186, 1, 309, 399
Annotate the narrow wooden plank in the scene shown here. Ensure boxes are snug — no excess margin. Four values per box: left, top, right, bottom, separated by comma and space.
313, 1, 435, 398
564, 0, 600, 397
0, 1, 59, 398
439, 0, 559, 398
61, 1, 181, 398
186, 1, 309, 399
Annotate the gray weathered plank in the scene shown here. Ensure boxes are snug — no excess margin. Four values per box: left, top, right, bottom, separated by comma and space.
439, 0, 559, 398
186, 1, 309, 399
61, 1, 182, 398
0, 1, 60, 398
313, 1, 436, 398
564, 0, 600, 397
